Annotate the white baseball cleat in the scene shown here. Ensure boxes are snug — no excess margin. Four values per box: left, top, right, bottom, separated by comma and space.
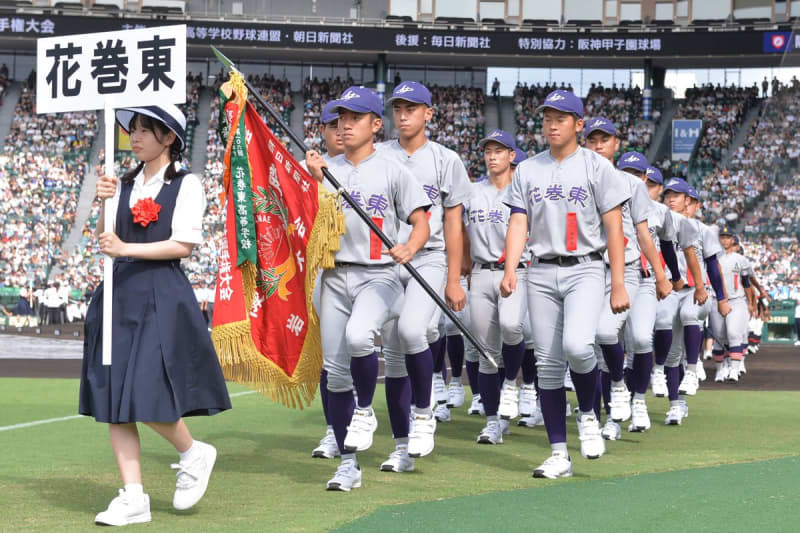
95, 490, 151, 526
171, 442, 217, 511
498, 381, 520, 420
434, 403, 451, 422
433, 373, 448, 405
408, 412, 436, 457
680, 399, 689, 418
380, 448, 415, 472
564, 368, 575, 391
326, 459, 362, 491
739, 358, 747, 375
499, 418, 511, 436
714, 362, 729, 382
446, 381, 465, 408
651, 368, 668, 397
518, 383, 538, 417
678, 370, 699, 396
664, 405, 684, 425
532, 451, 573, 479
517, 411, 544, 427
343, 407, 378, 452
727, 369, 740, 382
696, 362, 707, 382
601, 419, 621, 441
477, 420, 503, 444
468, 394, 485, 416
576, 413, 605, 459
629, 399, 651, 432
565, 400, 573, 417
609, 386, 632, 422
312, 428, 340, 459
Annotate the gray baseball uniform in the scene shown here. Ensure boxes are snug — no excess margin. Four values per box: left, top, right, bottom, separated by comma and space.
319, 150, 431, 392
710, 252, 752, 348
503, 147, 631, 389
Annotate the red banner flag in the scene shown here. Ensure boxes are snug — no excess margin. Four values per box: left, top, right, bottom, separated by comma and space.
211, 72, 344, 408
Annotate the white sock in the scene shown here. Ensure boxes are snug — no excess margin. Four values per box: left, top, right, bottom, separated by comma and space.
633, 392, 646, 401
179, 440, 200, 463
669, 400, 681, 408
124, 483, 144, 499
654, 364, 665, 373
395, 437, 409, 448
326, 425, 334, 433
551, 442, 568, 455
504, 378, 516, 387
487, 415, 499, 422
579, 410, 595, 420
611, 380, 625, 389
687, 363, 697, 373
341, 453, 357, 465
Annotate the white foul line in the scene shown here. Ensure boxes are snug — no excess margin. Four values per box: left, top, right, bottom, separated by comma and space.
0, 390, 258, 433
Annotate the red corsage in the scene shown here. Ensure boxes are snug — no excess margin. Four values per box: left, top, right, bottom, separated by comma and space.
131, 197, 161, 227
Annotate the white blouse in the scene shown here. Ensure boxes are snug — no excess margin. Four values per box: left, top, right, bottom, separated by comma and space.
106, 162, 206, 244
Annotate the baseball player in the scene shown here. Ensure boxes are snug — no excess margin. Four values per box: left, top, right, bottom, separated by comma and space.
501, 89, 631, 478
710, 228, 755, 382
377, 81, 471, 470
307, 102, 346, 460
462, 129, 529, 444
304, 86, 432, 490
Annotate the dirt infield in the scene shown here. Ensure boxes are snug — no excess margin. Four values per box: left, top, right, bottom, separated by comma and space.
1, 342, 798, 390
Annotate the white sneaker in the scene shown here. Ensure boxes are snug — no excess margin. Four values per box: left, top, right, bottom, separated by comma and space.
565, 400, 572, 417
326, 459, 362, 491
696, 362, 707, 382
312, 428, 340, 459
740, 358, 747, 375
380, 448, 415, 472
678, 370, 699, 396
518, 384, 537, 417
408, 412, 436, 457
499, 418, 511, 436
576, 413, 605, 459
680, 399, 689, 418
714, 362, 729, 382
609, 386, 632, 422
434, 403, 451, 422
343, 407, 378, 452
171, 442, 217, 511
498, 381, 519, 420
665, 405, 684, 425
517, 411, 544, 427
564, 368, 575, 391
703, 351, 713, 360
468, 394, 484, 416
477, 419, 503, 444
95, 490, 151, 526
532, 452, 573, 479
629, 399, 651, 432
727, 368, 740, 382
651, 368, 667, 397
601, 419, 621, 441
446, 381, 465, 408
433, 373, 448, 405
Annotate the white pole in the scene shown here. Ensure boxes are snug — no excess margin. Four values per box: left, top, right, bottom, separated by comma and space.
102, 101, 114, 366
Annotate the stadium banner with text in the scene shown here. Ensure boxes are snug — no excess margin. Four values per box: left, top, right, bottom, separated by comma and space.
11, 14, 799, 58
35, 24, 186, 113
672, 119, 703, 161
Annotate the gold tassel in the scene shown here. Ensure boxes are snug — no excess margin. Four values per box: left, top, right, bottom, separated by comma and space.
304, 188, 346, 325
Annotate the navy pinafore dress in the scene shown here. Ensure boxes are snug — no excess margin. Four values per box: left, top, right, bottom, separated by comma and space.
79, 173, 232, 423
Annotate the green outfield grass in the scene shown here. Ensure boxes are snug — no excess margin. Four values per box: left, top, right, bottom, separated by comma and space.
1, 378, 797, 532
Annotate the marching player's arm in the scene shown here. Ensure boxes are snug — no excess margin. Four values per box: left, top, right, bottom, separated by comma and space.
444, 204, 467, 311
660, 240, 681, 282
603, 206, 630, 313
389, 167, 433, 264
500, 211, 527, 297
704, 255, 731, 316
461, 220, 472, 278
683, 247, 706, 304
636, 220, 671, 300
388, 208, 430, 264
304, 150, 327, 182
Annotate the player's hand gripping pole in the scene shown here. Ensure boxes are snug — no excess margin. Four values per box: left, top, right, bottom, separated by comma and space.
210, 46, 497, 368
102, 100, 114, 365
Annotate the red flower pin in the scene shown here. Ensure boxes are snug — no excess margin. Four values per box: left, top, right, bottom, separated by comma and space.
131, 197, 161, 227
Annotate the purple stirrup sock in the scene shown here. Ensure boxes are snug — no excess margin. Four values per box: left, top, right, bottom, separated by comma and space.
632, 352, 653, 395
570, 365, 599, 413
540, 388, 568, 444
601, 370, 611, 415
465, 360, 480, 395
654, 329, 672, 366
501, 341, 525, 381
600, 342, 625, 382
684, 325, 702, 365
320, 370, 330, 425
431, 338, 448, 382
593, 371, 602, 419
624, 367, 633, 392
521, 349, 538, 387
478, 372, 500, 416
406, 349, 433, 409
327, 390, 355, 453
666, 365, 680, 401
447, 335, 465, 377
385, 377, 411, 439
350, 352, 379, 408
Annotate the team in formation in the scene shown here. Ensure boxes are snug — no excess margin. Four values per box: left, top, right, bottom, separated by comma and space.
302, 82, 769, 491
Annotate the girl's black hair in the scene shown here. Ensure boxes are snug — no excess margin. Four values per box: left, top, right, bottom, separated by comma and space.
120, 113, 187, 184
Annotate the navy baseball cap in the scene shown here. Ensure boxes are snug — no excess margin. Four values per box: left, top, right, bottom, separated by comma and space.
387, 81, 432, 106
536, 89, 584, 119
687, 185, 700, 201
479, 129, 516, 150
645, 166, 664, 185
584, 116, 618, 137
321, 101, 339, 124
617, 152, 649, 173
720, 226, 735, 236
664, 177, 691, 195
512, 147, 527, 166
333, 86, 383, 116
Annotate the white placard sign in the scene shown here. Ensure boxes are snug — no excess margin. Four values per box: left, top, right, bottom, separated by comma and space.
36, 24, 186, 113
